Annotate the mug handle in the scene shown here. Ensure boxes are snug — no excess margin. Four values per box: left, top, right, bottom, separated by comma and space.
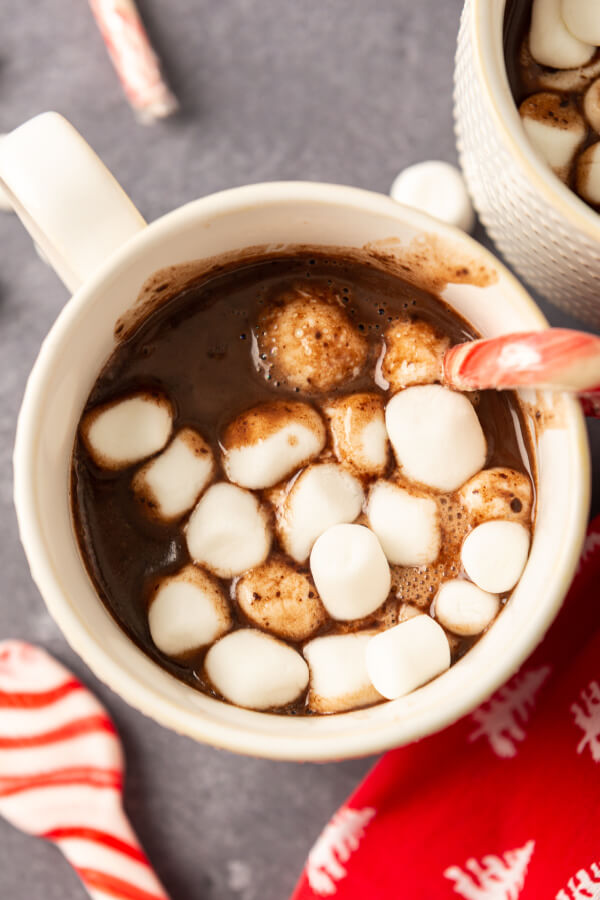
0, 112, 146, 293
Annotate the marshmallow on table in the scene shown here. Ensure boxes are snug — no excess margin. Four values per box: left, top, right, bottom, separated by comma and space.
434, 579, 500, 636
366, 480, 440, 566
561, 0, 600, 46
256, 287, 368, 392
236, 559, 326, 641
576, 142, 600, 206
221, 400, 325, 489
148, 565, 231, 657
389, 161, 475, 233
379, 319, 450, 391
385, 385, 487, 492
458, 467, 533, 525
324, 393, 389, 477
133, 428, 214, 520
81, 391, 173, 469
365, 615, 451, 700
461, 520, 531, 594
520, 93, 587, 182
310, 523, 391, 621
275, 463, 364, 563
204, 629, 309, 710
186, 482, 271, 578
303, 633, 383, 713
584, 79, 600, 135
529, 0, 594, 68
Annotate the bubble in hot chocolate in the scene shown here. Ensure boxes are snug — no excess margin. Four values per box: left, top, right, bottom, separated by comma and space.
458, 467, 533, 525
148, 565, 231, 656
461, 520, 531, 594
303, 632, 383, 713
380, 319, 449, 391
81, 391, 173, 469
324, 392, 389, 477
221, 400, 325, 490
254, 285, 368, 391
519, 93, 587, 182
434, 580, 500, 637
133, 428, 214, 520
366, 480, 441, 566
235, 559, 327, 641
529, 0, 594, 69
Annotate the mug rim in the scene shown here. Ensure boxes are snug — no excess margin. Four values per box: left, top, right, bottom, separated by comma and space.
470, 0, 600, 241
13, 181, 591, 760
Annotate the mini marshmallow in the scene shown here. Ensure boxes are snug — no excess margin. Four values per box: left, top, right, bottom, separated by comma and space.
461, 520, 531, 594
310, 523, 391, 621
303, 633, 383, 713
186, 482, 271, 578
379, 319, 450, 391
458, 467, 533, 525
584, 79, 600, 134
576, 142, 600, 206
133, 428, 214, 520
148, 565, 231, 657
365, 615, 451, 700
520, 93, 587, 181
562, 0, 600, 46
256, 286, 368, 392
236, 559, 326, 641
434, 579, 500, 636
204, 629, 308, 710
389, 161, 475, 233
221, 400, 325, 490
277, 463, 364, 563
366, 481, 440, 566
81, 391, 173, 469
530, 0, 594, 68
385, 385, 487, 492
324, 393, 388, 477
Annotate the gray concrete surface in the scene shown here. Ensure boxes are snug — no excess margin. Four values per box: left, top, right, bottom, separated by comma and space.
1, 1, 598, 897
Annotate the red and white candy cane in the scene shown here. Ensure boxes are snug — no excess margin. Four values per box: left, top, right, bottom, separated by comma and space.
88, 0, 177, 122
0, 641, 170, 900
443, 328, 600, 417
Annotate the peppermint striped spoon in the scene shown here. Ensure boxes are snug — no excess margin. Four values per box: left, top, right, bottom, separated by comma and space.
443, 328, 600, 416
0, 640, 170, 900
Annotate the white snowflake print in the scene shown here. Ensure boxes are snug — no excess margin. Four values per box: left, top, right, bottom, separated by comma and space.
556, 861, 600, 899
444, 840, 535, 900
468, 666, 551, 758
306, 806, 376, 896
572, 681, 600, 763
576, 531, 600, 575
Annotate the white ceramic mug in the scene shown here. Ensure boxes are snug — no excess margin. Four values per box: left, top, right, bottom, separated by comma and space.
2, 112, 590, 761
455, 0, 600, 327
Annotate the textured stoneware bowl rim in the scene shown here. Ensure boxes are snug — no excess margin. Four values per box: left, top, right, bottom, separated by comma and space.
470, 0, 600, 242
14, 182, 590, 761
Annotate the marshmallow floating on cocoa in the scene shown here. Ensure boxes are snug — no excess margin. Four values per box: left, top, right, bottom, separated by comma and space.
303, 632, 383, 713
458, 467, 533, 525
576, 142, 600, 206
255, 287, 368, 392
461, 520, 531, 594
561, 0, 600, 46
365, 615, 451, 700
366, 480, 440, 566
221, 400, 325, 489
379, 319, 450, 392
276, 463, 364, 563
186, 482, 271, 578
324, 393, 389, 477
236, 559, 326, 641
529, 0, 594, 69
434, 579, 500, 636
133, 428, 214, 520
584, 79, 600, 135
81, 391, 173, 469
204, 629, 309, 710
389, 161, 475, 233
519, 93, 587, 182
385, 384, 486, 492
310, 523, 391, 621
148, 565, 231, 656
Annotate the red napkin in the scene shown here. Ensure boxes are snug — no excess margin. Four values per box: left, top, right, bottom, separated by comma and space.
292, 516, 600, 900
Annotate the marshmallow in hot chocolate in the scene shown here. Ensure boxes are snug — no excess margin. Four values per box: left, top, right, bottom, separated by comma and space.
81, 391, 173, 469
576, 142, 600, 206
380, 319, 449, 391
324, 392, 388, 476
519, 93, 587, 182
133, 428, 214, 520
366, 480, 441, 566
303, 632, 383, 713
458, 467, 533, 525
434, 580, 500, 637
461, 520, 531, 594
236, 559, 326, 641
365, 615, 451, 700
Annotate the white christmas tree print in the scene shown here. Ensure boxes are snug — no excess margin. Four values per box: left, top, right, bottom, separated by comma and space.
572, 681, 600, 762
576, 531, 600, 575
306, 806, 376, 896
556, 861, 600, 899
468, 666, 551, 758
444, 840, 535, 900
